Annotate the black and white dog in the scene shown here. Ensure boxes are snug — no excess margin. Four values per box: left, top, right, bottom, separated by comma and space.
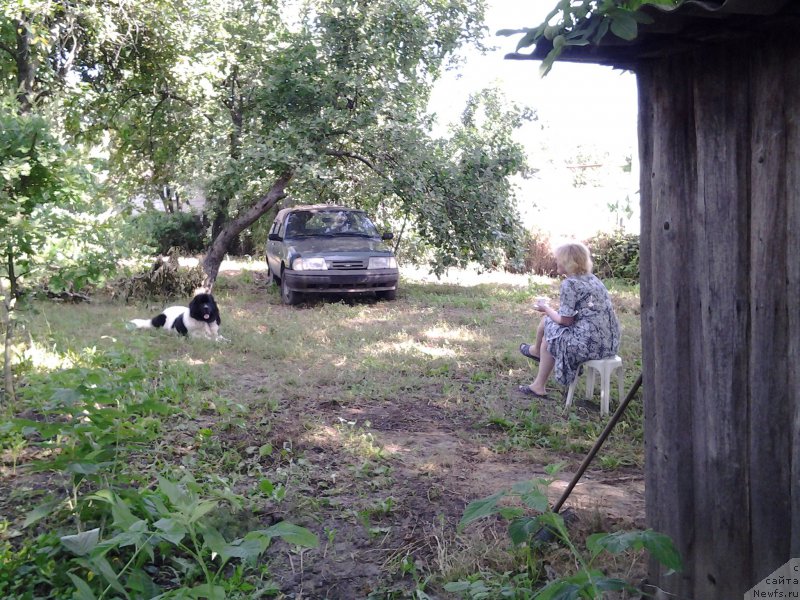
128, 291, 222, 339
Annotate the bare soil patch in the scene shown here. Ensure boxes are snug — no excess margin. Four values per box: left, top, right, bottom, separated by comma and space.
200, 265, 646, 598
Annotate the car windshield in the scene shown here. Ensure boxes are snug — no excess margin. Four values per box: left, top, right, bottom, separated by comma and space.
284, 210, 380, 238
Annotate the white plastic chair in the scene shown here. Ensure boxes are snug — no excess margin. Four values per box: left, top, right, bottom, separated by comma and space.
565, 355, 625, 417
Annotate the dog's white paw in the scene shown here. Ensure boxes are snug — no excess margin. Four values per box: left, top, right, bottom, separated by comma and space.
125, 321, 138, 331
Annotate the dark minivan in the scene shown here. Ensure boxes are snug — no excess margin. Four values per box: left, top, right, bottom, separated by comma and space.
266, 205, 399, 305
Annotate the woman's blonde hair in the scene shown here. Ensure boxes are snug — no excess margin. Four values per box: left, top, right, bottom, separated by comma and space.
554, 241, 593, 275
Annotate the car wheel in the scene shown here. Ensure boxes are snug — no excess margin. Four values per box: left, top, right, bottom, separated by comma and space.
376, 289, 397, 301
280, 271, 302, 305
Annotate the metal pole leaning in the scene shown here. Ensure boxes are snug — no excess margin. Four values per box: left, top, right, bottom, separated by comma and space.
552, 372, 644, 514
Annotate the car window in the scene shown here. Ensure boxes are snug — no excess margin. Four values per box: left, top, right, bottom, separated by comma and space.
300, 210, 380, 237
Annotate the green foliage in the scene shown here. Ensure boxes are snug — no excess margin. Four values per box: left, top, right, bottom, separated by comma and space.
196, 0, 510, 275
588, 231, 639, 282
450, 478, 682, 599
59, 478, 317, 599
396, 88, 533, 276
5, 350, 195, 525
130, 211, 207, 255
0, 531, 77, 598
499, 0, 681, 76
1, 0, 531, 282
1, 347, 316, 599
0, 99, 120, 294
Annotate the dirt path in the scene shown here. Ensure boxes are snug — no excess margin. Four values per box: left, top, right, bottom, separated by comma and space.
211, 360, 644, 598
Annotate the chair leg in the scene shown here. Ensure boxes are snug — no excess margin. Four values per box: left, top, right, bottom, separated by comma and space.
565, 378, 578, 408
600, 371, 610, 416
586, 367, 596, 399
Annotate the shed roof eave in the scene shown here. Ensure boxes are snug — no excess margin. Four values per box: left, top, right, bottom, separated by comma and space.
514, 0, 800, 68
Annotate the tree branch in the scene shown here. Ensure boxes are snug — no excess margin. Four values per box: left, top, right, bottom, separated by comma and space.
0, 43, 15, 60
201, 171, 294, 286
325, 150, 383, 175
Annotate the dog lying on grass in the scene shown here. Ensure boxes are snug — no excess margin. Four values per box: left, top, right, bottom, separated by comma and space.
127, 291, 222, 339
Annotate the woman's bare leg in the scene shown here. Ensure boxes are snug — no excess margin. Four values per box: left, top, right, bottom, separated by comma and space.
527, 340, 555, 395
532, 318, 545, 356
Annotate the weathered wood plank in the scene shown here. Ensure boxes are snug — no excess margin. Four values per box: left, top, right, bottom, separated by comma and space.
640, 55, 697, 595
787, 37, 800, 561
689, 42, 752, 600
748, 34, 792, 582
640, 31, 800, 599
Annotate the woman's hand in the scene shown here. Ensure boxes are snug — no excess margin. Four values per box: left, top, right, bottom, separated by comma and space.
537, 301, 574, 326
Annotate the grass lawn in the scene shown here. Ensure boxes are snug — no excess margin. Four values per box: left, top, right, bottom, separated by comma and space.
0, 261, 647, 598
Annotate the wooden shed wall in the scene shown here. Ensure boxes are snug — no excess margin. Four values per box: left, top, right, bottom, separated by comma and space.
638, 32, 800, 599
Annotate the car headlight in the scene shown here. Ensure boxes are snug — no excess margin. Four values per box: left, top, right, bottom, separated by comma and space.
368, 256, 397, 269
292, 257, 328, 271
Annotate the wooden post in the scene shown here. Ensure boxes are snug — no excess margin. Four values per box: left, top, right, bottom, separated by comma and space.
638, 33, 800, 599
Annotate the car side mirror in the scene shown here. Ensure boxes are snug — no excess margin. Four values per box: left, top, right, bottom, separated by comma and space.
382, 231, 394, 240
268, 233, 282, 241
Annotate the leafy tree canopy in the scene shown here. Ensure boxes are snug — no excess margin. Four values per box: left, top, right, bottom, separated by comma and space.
2, 0, 537, 286
0, 97, 121, 295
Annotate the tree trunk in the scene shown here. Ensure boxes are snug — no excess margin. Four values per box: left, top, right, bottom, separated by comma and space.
1, 273, 15, 406
2, 307, 14, 406
201, 172, 292, 287
14, 17, 35, 113
211, 66, 245, 243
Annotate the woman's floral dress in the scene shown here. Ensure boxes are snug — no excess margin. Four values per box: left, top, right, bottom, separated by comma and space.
543, 273, 621, 386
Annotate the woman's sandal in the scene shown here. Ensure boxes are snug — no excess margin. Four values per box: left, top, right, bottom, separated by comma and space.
519, 343, 540, 363
517, 385, 550, 399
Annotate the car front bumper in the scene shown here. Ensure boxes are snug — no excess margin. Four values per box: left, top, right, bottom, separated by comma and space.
284, 269, 399, 293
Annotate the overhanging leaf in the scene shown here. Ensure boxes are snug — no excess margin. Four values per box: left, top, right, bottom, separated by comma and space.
23, 498, 64, 528
609, 13, 638, 41
458, 491, 506, 531
587, 529, 682, 572
496, 28, 532, 37
61, 528, 100, 556
67, 573, 98, 600
262, 521, 319, 548
515, 29, 539, 51
154, 517, 188, 545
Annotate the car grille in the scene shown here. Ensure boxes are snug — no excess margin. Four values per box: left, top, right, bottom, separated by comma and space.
328, 259, 366, 270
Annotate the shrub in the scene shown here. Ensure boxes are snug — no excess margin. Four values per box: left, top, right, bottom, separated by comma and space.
112, 253, 205, 300
588, 231, 640, 282
131, 211, 206, 255
522, 230, 558, 276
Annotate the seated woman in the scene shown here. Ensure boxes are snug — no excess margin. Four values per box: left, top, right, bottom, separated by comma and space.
518, 241, 620, 399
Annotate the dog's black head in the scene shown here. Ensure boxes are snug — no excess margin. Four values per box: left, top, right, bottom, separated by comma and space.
188, 293, 219, 323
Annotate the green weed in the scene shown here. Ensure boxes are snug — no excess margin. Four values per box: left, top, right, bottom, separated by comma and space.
449, 478, 682, 599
